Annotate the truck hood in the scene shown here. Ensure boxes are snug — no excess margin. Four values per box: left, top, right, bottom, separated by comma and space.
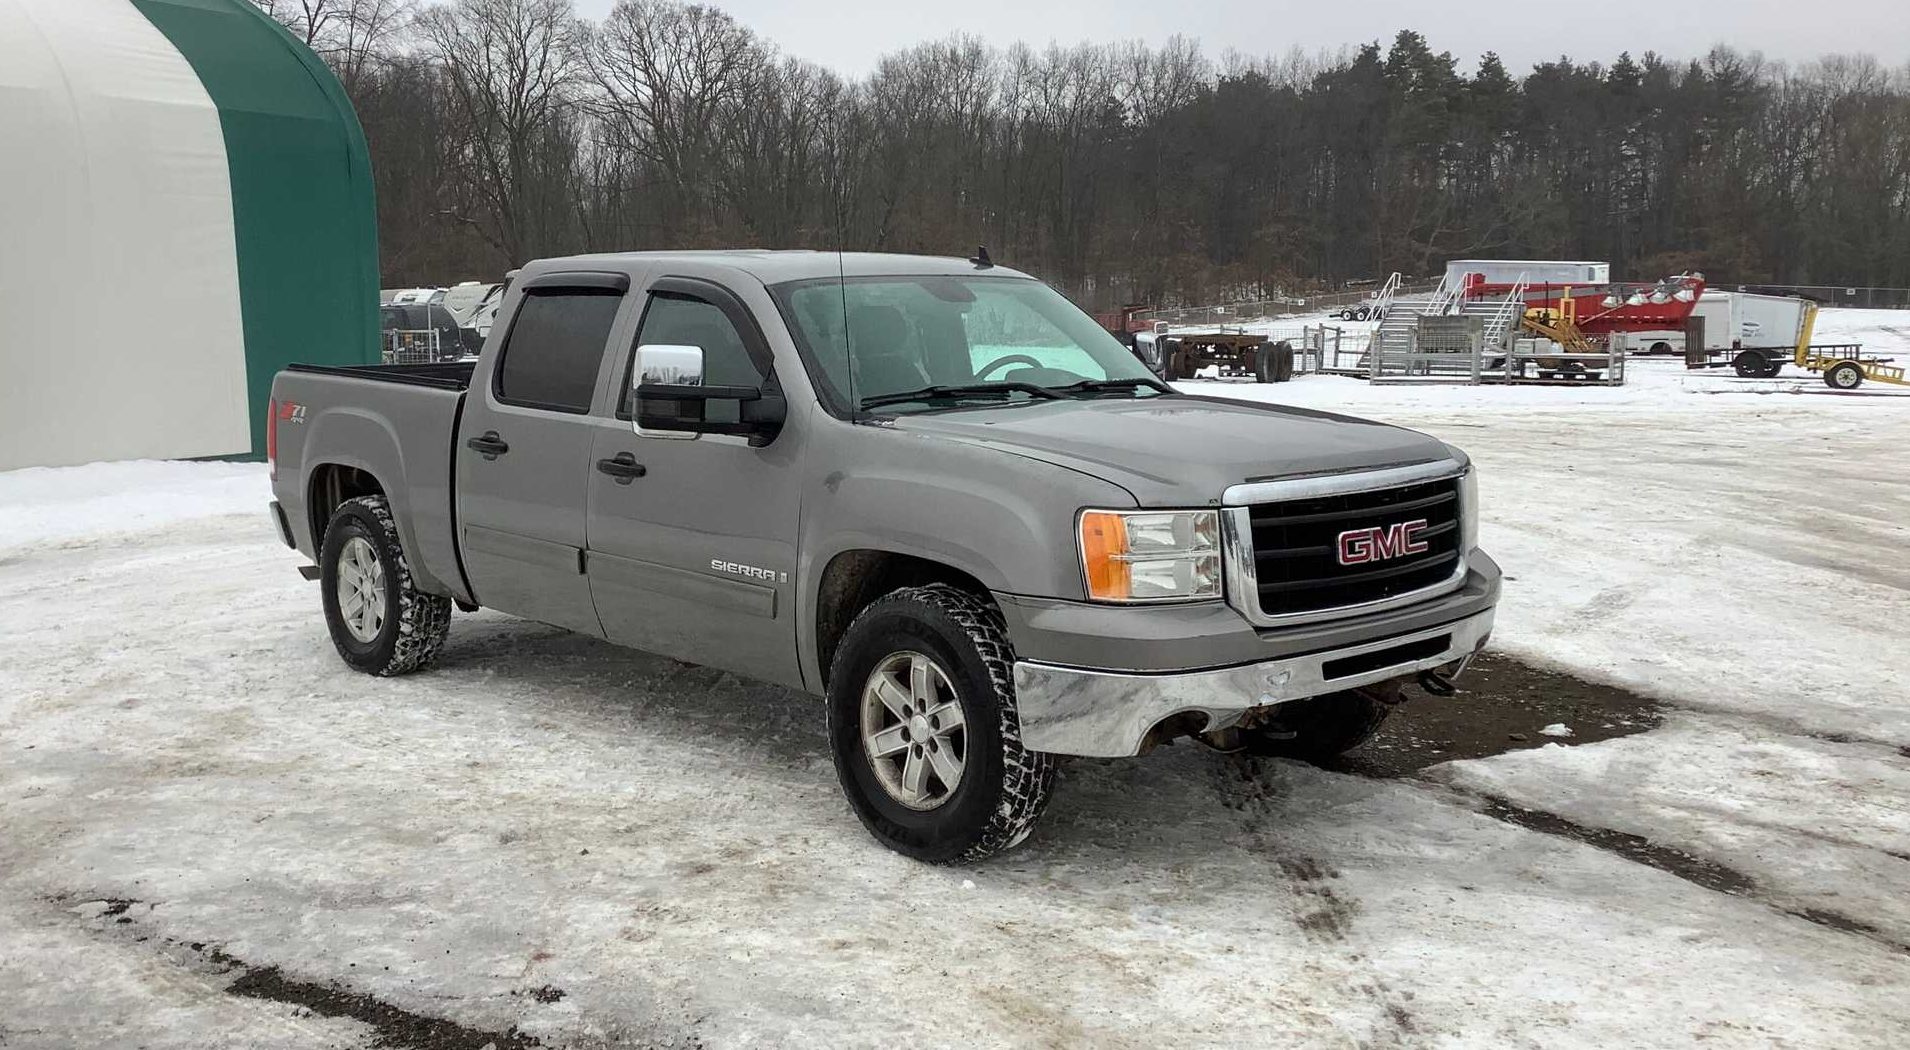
885, 394, 1455, 506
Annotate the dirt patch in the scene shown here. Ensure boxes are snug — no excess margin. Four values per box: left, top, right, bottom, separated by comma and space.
227, 966, 545, 1049
1467, 794, 1755, 894
1328, 652, 1664, 778
59, 897, 554, 1050
1460, 796, 1910, 956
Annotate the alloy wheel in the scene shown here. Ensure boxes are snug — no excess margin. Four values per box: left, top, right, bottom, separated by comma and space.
859, 651, 967, 810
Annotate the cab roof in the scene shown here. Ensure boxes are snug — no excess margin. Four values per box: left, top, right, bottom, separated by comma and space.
521, 250, 1034, 285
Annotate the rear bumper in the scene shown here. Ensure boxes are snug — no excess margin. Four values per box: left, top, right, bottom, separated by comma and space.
1012, 605, 1494, 757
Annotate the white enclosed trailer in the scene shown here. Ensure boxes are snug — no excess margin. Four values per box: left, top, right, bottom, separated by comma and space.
1442, 259, 1608, 286
1626, 290, 1812, 358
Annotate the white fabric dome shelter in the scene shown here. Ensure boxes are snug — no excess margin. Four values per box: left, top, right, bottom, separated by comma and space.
0, 0, 378, 470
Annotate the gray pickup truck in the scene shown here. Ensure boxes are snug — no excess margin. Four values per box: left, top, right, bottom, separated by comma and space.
268, 251, 1500, 862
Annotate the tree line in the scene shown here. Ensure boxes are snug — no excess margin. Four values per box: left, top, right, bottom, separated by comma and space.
259, 0, 1910, 308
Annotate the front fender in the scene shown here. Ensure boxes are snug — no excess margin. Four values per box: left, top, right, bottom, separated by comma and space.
794, 424, 1136, 690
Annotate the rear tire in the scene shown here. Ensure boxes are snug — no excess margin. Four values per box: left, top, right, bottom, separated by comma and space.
827, 584, 1057, 863
1733, 350, 1766, 378
1253, 344, 1276, 382
320, 495, 452, 676
1235, 682, 1397, 762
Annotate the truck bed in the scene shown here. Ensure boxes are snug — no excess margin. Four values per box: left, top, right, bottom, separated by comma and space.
272, 362, 472, 603
286, 360, 475, 390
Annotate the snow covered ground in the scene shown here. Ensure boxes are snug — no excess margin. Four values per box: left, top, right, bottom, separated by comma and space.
3, 312, 1909, 1047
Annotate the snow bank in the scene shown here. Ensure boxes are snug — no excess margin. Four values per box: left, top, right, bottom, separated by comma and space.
0, 459, 269, 553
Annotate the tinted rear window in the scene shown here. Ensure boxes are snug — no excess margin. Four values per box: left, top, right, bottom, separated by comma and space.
495, 290, 622, 412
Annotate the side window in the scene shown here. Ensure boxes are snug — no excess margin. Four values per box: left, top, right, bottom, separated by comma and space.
624, 293, 764, 424
495, 289, 622, 413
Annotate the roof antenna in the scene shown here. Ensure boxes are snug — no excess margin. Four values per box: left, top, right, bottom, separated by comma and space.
970, 245, 993, 269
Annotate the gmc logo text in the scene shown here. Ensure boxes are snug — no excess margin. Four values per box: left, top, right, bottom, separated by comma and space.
1337, 519, 1429, 566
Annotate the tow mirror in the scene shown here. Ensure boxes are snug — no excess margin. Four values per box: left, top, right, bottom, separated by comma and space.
632, 343, 784, 446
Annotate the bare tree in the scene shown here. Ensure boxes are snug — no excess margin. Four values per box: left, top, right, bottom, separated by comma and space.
416, 0, 586, 264
252, 0, 416, 93
263, 0, 1910, 303
586, 1, 764, 237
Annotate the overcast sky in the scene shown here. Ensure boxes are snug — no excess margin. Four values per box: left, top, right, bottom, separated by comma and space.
570, 0, 1908, 77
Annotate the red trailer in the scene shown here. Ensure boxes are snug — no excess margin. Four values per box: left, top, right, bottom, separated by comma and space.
1092, 304, 1156, 335
1452, 263, 1708, 338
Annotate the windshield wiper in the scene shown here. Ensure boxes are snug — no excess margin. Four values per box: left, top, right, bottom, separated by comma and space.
1044, 376, 1173, 396
859, 382, 1063, 410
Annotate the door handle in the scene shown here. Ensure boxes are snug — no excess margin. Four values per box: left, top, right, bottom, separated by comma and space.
466, 431, 509, 459
596, 452, 646, 483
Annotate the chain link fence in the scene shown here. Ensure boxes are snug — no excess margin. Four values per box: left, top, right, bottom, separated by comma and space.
1136, 281, 1441, 327
1720, 285, 1910, 309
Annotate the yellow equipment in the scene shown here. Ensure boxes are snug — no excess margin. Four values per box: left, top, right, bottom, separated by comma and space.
1793, 303, 1907, 389
1519, 304, 1599, 353
1515, 297, 1605, 378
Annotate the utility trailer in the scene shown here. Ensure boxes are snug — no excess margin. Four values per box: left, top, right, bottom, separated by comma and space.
1669, 291, 1816, 374
1685, 302, 1906, 388
1159, 329, 1293, 382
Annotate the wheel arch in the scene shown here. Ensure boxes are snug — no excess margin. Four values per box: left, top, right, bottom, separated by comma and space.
809, 548, 995, 692
306, 462, 387, 551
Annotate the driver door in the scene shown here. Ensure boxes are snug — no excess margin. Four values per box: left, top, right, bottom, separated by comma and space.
584, 276, 804, 688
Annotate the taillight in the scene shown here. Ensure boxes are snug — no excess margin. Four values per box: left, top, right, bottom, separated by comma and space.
266, 398, 278, 479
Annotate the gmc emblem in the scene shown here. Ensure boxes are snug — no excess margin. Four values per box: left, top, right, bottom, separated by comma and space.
1338, 519, 1429, 566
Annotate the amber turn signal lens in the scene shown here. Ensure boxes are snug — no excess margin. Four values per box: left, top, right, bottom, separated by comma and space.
1078, 511, 1131, 601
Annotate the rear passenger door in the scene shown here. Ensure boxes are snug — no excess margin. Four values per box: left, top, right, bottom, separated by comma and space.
456, 273, 629, 635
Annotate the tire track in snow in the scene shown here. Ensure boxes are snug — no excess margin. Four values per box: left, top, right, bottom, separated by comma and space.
1417, 784, 1910, 957
1209, 758, 1424, 1048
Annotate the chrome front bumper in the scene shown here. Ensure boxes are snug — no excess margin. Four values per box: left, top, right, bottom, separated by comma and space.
1012, 606, 1494, 757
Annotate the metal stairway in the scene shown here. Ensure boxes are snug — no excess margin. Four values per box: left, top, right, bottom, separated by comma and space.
1465, 275, 1527, 351
1367, 273, 1461, 379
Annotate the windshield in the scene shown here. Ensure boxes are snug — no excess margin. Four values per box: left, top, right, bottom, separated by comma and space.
771, 275, 1162, 412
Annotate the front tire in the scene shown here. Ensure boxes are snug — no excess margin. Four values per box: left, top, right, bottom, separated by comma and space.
319, 495, 452, 676
1235, 682, 1398, 762
827, 584, 1057, 863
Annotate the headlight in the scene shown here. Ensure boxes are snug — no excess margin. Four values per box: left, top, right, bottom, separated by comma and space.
1078, 509, 1221, 602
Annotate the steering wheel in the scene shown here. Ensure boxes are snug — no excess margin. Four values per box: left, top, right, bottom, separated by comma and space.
975, 354, 1046, 378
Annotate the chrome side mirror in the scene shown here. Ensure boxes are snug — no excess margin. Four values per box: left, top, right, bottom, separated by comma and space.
631, 343, 785, 446
636, 343, 705, 388
633, 344, 705, 439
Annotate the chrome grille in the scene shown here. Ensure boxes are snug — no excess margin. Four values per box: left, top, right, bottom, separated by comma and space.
1231, 471, 1466, 622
